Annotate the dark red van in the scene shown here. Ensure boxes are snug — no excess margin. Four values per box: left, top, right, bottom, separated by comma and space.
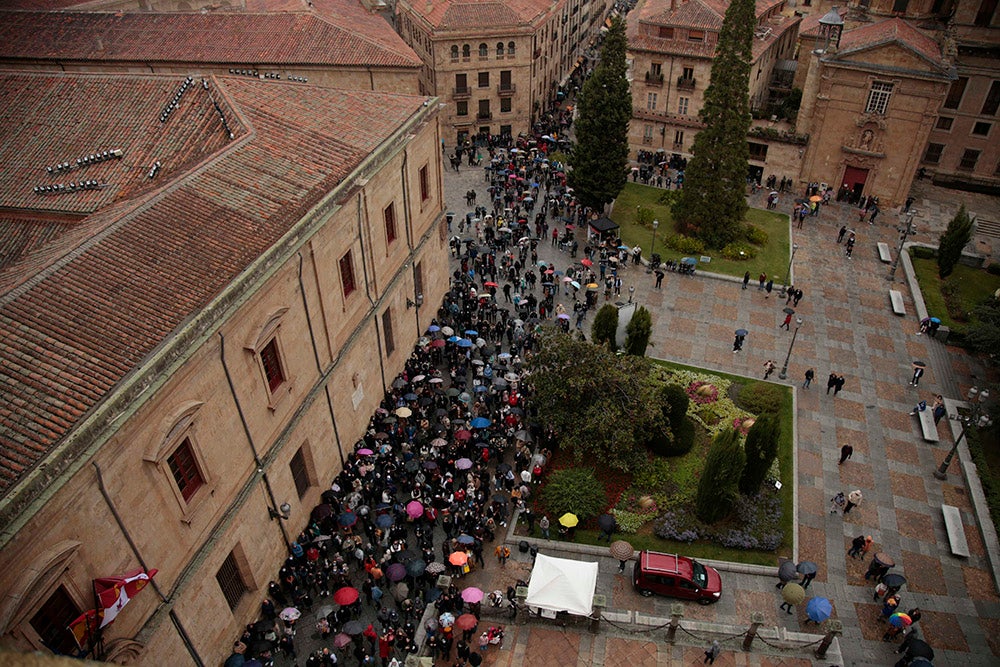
632, 550, 722, 604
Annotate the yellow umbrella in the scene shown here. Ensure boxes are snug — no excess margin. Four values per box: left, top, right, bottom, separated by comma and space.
558, 512, 579, 528
781, 583, 805, 605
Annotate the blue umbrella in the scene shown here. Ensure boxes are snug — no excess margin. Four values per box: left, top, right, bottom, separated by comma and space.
338, 511, 357, 528
474, 385, 489, 393
470, 417, 492, 428
403, 393, 418, 401
465, 329, 478, 336
447, 335, 460, 343
427, 325, 441, 333
457, 339, 473, 348
457, 534, 475, 545
805, 597, 832, 622
376, 513, 394, 528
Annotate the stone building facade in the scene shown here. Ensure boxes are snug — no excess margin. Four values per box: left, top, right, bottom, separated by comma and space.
0, 72, 447, 665
395, 0, 615, 144
626, 0, 800, 159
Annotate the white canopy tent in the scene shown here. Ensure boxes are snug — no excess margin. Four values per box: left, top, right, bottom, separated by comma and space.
524, 553, 599, 617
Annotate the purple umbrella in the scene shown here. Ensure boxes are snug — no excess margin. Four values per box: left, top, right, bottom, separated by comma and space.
386, 563, 407, 582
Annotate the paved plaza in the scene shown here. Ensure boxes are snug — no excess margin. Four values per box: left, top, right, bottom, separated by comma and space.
434, 156, 1000, 666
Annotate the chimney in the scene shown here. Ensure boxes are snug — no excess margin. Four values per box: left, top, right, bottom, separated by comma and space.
95, 36, 104, 51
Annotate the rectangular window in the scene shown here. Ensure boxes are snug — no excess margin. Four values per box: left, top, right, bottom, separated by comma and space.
384, 203, 397, 244
259, 339, 285, 392
30, 586, 82, 657
643, 124, 653, 140
457, 100, 468, 116
922, 142, 944, 163
216, 551, 249, 612
748, 142, 769, 160
892, 0, 909, 12
682, 66, 694, 80
658, 26, 674, 39
688, 30, 705, 42
650, 62, 662, 76
478, 99, 491, 118
959, 148, 981, 170
674, 130, 684, 146
168, 437, 204, 502
290, 446, 311, 499
982, 81, 1000, 116
973, 121, 992, 136
975, 0, 998, 26
943, 77, 968, 109
865, 81, 893, 115
478, 71, 489, 88
339, 251, 356, 297
935, 116, 954, 130
382, 309, 395, 356
646, 92, 657, 110
678, 97, 689, 115
500, 97, 512, 113
419, 165, 430, 201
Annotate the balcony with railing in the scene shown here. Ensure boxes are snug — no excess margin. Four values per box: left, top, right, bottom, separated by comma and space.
477, 111, 493, 120
497, 83, 516, 96
676, 76, 696, 91
453, 86, 471, 99
644, 71, 664, 85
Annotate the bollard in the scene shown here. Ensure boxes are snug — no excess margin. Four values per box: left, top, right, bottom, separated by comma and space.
590, 594, 606, 634
742, 612, 765, 652
815, 619, 843, 658
665, 603, 684, 645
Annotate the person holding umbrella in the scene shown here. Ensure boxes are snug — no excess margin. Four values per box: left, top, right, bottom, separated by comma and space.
776, 560, 799, 589
844, 489, 863, 514
797, 561, 818, 589
733, 329, 747, 353
779, 582, 805, 614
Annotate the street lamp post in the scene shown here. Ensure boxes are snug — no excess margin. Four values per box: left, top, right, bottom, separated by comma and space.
887, 210, 917, 282
780, 244, 799, 298
934, 387, 992, 479
778, 317, 803, 380
649, 219, 659, 272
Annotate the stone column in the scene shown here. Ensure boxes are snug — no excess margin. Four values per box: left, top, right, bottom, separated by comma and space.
742, 612, 765, 652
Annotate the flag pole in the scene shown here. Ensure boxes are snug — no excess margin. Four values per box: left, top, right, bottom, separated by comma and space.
91, 579, 104, 660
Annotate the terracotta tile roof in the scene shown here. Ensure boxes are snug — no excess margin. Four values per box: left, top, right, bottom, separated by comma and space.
639, 0, 786, 29
0, 9, 421, 68
403, 0, 550, 30
798, 6, 848, 38
0, 216, 74, 271
834, 17, 943, 64
0, 71, 428, 494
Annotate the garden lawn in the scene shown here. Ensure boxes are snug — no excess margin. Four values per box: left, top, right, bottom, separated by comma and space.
610, 183, 790, 281
909, 253, 1000, 333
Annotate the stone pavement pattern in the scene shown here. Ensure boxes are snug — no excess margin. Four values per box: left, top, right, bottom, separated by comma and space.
440, 152, 1000, 667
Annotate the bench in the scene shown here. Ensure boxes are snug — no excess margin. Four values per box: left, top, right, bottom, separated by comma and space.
877, 242, 892, 263
889, 289, 906, 316
915, 409, 939, 442
941, 504, 970, 557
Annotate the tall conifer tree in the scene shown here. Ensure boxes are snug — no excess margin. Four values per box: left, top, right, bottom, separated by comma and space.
569, 16, 631, 212
672, 0, 755, 247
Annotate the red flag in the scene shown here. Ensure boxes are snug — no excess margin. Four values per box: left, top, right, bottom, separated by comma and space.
67, 609, 101, 649
94, 568, 157, 628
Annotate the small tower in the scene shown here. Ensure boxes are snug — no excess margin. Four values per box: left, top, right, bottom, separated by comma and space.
818, 8, 845, 53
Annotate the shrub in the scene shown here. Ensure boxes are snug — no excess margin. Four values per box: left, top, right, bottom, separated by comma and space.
720, 242, 756, 260
987, 263, 1000, 276
739, 414, 781, 495
735, 381, 784, 415
672, 235, 706, 255
659, 383, 695, 456
695, 429, 745, 523
745, 225, 769, 246
910, 246, 936, 260
591, 304, 619, 351
657, 190, 679, 206
624, 306, 652, 356
541, 467, 607, 521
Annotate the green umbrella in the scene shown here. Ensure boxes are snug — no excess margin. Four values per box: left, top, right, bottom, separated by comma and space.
782, 583, 805, 605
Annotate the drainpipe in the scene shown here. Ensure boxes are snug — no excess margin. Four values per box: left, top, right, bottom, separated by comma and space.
93, 463, 204, 666
399, 151, 421, 333
296, 252, 346, 467
218, 333, 291, 548
357, 191, 388, 392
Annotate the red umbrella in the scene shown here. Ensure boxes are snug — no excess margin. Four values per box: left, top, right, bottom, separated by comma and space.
431, 339, 446, 348
333, 587, 359, 606
581, 258, 593, 267
484, 281, 498, 287
449, 551, 469, 566
455, 613, 478, 631
455, 430, 472, 441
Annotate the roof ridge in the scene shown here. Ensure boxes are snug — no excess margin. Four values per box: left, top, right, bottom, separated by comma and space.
308, 8, 420, 63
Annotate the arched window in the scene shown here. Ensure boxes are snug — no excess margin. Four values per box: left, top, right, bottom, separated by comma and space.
496, 42, 504, 57
479, 43, 488, 57
462, 44, 471, 59
507, 41, 516, 56
450, 45, 459, 60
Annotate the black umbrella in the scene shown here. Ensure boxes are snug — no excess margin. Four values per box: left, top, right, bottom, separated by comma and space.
404, 459, 419, 472
783, 307, 796, 315
796, 561, 818, 576
406, 559, 427, 577
343, 620, 365, 636
908, 659, 933, 667
497, 463, 512, 475
597, 514, 616, 532
778, 560, 799, 582
912, 360, 927, 369
311, 504, 333, 521
392, 377, 407, 389
252, 619, 272, 634
882, 573, 907, 588
248, 639, 273, 656
735, 328, 748, 336
907, 639, 934, 660
396, 549, 418, 563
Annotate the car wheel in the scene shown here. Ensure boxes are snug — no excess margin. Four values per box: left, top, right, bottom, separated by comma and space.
697, 598, 713, 605
636, 588, 653, 597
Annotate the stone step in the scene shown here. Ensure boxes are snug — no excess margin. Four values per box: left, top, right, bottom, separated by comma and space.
976, 217, 1000, 240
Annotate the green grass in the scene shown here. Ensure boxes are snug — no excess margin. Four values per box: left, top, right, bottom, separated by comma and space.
910, 254, 1000, 333
610, 183, 791, 281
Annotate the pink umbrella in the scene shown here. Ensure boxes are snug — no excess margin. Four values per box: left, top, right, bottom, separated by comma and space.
333, 633, 352, 648
406, 500, 424, 519
455, 430, 472, 441
461, 587, 484, 603
357, 448, 373, 456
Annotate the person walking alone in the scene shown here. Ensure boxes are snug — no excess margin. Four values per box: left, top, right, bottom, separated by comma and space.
763, 360, 776, 379
909, 366, 924, 386
780, 312, 792, 330
844, 489, 863, 514
703, 640, 721, 664
839, 444, 854, 465
803, 368, 814, 389
742, 271, 751, 290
